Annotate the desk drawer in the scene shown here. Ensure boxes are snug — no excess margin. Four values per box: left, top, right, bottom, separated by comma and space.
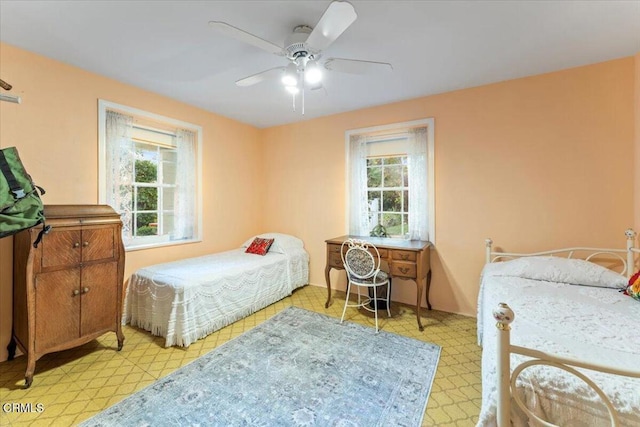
329, 253, 344, 268
390, 261, 417, 279
328, 244, 342, 254
391, 250, 416, 262
331, 242, 387, 258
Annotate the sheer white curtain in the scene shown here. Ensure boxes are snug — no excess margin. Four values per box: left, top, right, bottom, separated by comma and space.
174, 129, 196, 240
407, 127, 429, 241
105, 110, 134, 239
348, 134, 370, 236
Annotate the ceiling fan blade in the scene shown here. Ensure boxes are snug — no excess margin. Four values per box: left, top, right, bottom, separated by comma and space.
305, 1, 357, 51
235, 67, 284, 87
324, 58, 393, 75
208, 21, 283, 55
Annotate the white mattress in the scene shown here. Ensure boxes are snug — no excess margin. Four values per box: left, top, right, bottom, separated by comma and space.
477, 262, 640, 426
123, 247, 309, 347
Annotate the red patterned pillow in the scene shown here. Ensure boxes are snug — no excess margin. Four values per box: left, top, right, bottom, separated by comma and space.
245, 237, 274, 256
624, 270, 640, 301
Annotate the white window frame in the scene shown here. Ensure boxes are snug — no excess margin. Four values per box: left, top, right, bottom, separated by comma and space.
130, 138, 175, 241
345, 118, 435, 244
98, 100, 203, 251
366, 154, 410, 238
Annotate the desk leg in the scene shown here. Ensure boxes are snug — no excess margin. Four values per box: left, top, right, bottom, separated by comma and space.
425, 270, 432, 310
416, 279, 424, 332
324, 265, 332, 309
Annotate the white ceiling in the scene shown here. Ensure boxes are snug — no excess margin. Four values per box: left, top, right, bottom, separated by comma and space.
1, 1, 639, 128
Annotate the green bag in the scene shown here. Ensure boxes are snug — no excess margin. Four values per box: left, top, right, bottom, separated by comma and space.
0, 147, 49, 245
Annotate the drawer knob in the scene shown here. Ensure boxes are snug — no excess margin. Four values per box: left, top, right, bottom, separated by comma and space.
72, 289, 80, 296
73, 243, 80, 248
82, 287, 90, 294
400, 254, 409, 260
399, 267, 410, 274
82, 241, 89, 247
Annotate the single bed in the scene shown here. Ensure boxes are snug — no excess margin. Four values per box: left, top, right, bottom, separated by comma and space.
477, 230, 640, 426
123, 233, 309, 347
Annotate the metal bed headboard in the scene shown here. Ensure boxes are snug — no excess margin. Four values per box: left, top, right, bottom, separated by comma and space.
485, 228, 637, 278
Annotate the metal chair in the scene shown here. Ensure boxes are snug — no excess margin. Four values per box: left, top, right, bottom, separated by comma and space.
340, 238, 391, 333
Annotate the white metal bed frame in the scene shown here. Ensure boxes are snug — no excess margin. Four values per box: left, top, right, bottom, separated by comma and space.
485, 229, 640, 427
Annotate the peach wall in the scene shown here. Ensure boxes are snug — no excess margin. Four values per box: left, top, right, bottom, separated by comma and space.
262, 57, 635, 317
0, 43, 263, 361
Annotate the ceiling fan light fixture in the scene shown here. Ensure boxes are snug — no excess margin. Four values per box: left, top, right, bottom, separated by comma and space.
285, 85, 300, 95
211, 0, 391, 117
282, 63, 298, 87
305, 60, 322, 84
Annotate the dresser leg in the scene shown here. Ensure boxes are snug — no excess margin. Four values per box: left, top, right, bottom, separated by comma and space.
24, 355, 35, 389
6, 336, 17, 361
324, 265, 332, 308
116, 328, 125, 351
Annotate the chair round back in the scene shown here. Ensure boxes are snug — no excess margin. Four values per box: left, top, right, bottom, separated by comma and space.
341, 239, 381, 280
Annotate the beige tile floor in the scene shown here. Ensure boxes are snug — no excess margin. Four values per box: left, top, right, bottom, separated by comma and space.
0, 285, 482, 426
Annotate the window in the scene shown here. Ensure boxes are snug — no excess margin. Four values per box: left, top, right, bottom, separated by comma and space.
346, 119, 435, 243
367, 155, 409, 238
131, 139, 176, 239
98, 100, 202, 250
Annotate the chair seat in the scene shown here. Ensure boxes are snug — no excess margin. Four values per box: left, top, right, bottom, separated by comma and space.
349, 270, 389, 285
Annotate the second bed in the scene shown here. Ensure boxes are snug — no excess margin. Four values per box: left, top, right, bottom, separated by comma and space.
123, 233, 309, 347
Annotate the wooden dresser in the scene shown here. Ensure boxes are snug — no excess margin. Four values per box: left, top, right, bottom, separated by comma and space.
9, 205, 125, 388
325, 235, 431, 331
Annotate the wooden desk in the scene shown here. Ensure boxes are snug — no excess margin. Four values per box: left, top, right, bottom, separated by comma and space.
325, 235, 432, 331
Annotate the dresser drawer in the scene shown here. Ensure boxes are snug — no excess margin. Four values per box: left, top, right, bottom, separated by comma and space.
41, 228, 82, 269
82, 226, 116, 262
391, 250, 416, 262
390, 261, 417, 279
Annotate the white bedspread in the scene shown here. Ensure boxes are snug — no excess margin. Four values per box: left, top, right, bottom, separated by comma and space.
123, 248, 309, 347
477, 262, 640, 426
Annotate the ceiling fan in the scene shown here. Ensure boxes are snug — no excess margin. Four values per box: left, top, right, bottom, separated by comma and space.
208, 0, 392, 113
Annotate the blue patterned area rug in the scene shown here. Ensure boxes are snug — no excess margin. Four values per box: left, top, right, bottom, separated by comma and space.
81, 307, 441, 427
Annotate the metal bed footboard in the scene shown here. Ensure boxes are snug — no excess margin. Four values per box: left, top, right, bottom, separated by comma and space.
493, 303, 640, 427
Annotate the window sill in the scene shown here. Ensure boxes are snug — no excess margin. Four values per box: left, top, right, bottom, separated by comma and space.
124, 237, 202, 252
